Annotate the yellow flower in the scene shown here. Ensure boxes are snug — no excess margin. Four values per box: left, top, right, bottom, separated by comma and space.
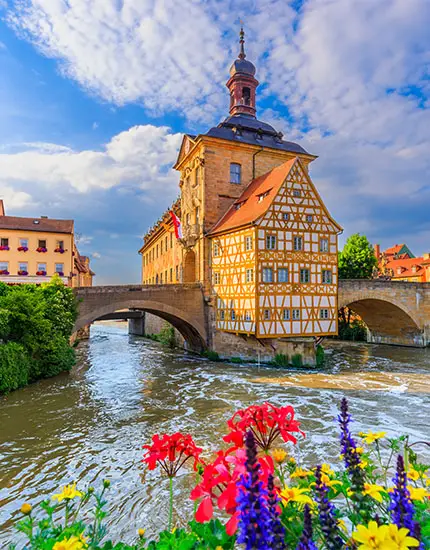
386, 524, 420, 549
359, 460, 369, 470
355, 446, 365, 454
52, 483, 83, 502
407, 486, 430, 502
52, 536, 84, 550
138, 528, 146, 538
320, 463, 335, 476
407, 469, 420, 482
289, 456, 296, 464
272, 449, 287, 464
20, 503, 32, 515
337, 519, 348, 533
321, 472, 342, 488
352, 521, 389, 549
360, 431, 386, 444
280, 487, 313, 505
363, 483, 386, 503
291, 467, 313, 479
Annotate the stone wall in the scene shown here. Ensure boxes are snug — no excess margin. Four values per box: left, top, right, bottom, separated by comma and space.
144, 312, 185, 347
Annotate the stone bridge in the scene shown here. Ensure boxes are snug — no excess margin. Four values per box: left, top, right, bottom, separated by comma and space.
74, 284, 208, 352
74, 280, 430, 349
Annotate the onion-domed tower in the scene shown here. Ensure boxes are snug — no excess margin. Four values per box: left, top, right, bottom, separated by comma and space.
226, 27, 259, 117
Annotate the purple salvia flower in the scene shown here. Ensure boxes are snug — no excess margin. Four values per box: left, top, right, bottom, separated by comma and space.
390, 455, 423, 548
315, 465, 344, 550
236, 430, 272, 550
267, 474, 286, 549
296, 504, 318, 550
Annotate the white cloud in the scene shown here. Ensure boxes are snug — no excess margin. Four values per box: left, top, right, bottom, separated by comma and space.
0, 185, 32, 210
92, 252, 101, 259
0, 125, 182, 194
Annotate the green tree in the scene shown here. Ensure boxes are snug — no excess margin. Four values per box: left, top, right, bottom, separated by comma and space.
338, 233, 377, 279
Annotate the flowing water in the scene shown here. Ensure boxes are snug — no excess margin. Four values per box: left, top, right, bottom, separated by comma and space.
1, 322, 430, 545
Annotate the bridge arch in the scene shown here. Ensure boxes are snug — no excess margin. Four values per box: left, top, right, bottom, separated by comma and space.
74, 285, 208, 352
338, 293, 424, 347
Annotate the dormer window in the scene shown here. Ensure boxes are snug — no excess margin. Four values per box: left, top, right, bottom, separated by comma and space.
257, 190, 270, 203
230, 163, 241, 184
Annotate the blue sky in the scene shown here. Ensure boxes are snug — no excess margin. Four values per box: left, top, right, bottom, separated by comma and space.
0, 0, 429, 284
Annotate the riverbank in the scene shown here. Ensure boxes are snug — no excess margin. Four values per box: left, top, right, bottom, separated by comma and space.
1, 322, 429, 545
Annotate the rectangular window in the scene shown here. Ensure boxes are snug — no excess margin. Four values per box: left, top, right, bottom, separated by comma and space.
322, 270, 332, 284
170, 233, 173, 248
170, 268, 173, 282
262, 267, 273, 283
0, 262, 9, 273
57, 240, 64, 249
266, 234, 276, 250
245, 236, 253, 251
213, 272, 220, 285
165, 236, 168, 251
195, 167, 200, 186
320, 238, 329, 253
264, 309, 271, 320
283, 309, 290, 320
246, 268, 254, 283
283, 213, 289, 221
293, 236, 303, 251
245, 311, 251, 321
231, 310, 236, 321
175, 265, 179, 281
55, 263, 64, 274
292, 309, 301, 320
320, 308, 329, 319
278, 268, 289, 283
230, 163, 241, 184
160, 241, 163, 254
19, 262, 28, 272
37, 263, 46, 273
306, 214, 313, 222
293, 189, 301, 197
20, 238, 28, 248
300, 268, 310, 283
220, 310, 225, 321
165, 270, 167, 283
160, 273, 163, 284
213, 242, 220, 257
1, 238, 9, 247
38, 239, 46, 248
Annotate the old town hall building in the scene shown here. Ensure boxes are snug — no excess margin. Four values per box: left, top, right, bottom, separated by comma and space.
139, 30, 342, 362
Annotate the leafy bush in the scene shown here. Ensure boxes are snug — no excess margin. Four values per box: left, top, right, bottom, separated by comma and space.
0, 342, 30, 393
273, 353, 289, 367
315, 344, 325, 367
158, 322, 176, 348
291, 353, 303, 367
0, 276, 78, 394
203, 350, 220, 362
13, 400, 430, 549
229, 356, 242, 364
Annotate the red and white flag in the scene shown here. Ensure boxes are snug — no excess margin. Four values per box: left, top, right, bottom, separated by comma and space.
170, 211, 183, 239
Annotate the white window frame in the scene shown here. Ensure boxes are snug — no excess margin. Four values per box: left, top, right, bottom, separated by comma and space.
278, 268, 289, 283
213, 272, 220, 285
320, 308, 329, 319
19, 262, 28, 272
245, 236, 253, 251
0, 261, 9, 272
263, 309, 271, 320
20, 238, 28, 248
320, 238, 329, 253
292, 309, 301, 320
245, 311, 251, 321
55, 263, 64, 274
322, 270, 332, 284
262, 267, 273, 283
300, 268, 310, 283
293, 236, 303, 251
213, 242, 220, 257
231, 310, 236, 321
230, 163, 241, 184
246, 268, 254, 283
37, 262, 47, 272
266, 234, 277, 250
283, 309, 290, 320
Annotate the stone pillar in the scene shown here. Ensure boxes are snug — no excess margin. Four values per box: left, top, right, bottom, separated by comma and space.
128, 313, 145, 336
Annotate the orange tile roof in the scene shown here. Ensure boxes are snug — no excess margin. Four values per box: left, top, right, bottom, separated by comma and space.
0, 215, 74, 234
385, 257, 428, 279
384, 244, 404, 256
209, 159, 297, 235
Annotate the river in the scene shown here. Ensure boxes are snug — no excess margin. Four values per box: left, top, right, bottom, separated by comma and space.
1, 322, 429, 545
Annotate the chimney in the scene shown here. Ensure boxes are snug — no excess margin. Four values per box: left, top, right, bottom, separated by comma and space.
374, 244, 380, 258
0, 200, 4, 216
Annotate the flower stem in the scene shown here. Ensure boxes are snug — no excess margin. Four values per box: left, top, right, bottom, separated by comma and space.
168, 477, 174, 532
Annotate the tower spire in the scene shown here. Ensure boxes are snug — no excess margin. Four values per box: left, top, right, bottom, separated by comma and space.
239, 25, 246, 60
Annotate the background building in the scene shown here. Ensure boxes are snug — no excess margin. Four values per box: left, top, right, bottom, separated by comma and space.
139, 30, 341, 361
0, 200, 94, 287
374, 243, 430, 283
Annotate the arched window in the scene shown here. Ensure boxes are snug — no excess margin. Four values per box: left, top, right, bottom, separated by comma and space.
230, 163, 241, 184
242, 87, 251, 106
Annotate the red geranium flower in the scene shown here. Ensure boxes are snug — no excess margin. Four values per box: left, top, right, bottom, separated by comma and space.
190, 446, 275, 535
142, 432, 202, 478
223, 402, 304, 451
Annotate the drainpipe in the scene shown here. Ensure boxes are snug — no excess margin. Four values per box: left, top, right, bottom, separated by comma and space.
252, 147, 264, 179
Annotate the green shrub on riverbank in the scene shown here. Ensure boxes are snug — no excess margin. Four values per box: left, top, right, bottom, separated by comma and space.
0, 277, 78, 394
